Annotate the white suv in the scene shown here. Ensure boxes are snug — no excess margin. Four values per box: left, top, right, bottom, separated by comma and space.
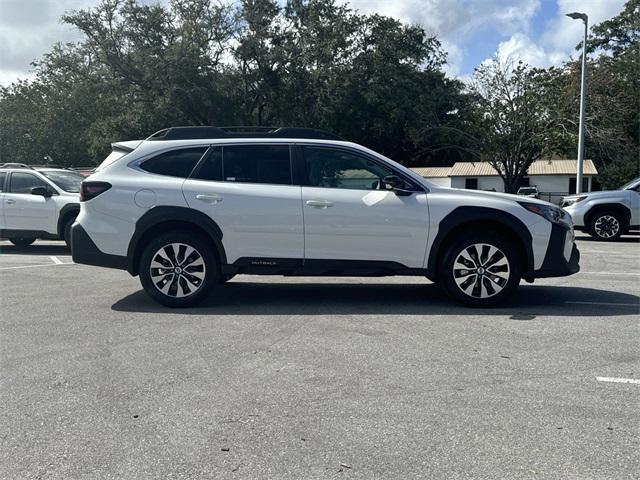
561, 178, 640, 241
71, 127, 580, 307
0, 164, 84, 247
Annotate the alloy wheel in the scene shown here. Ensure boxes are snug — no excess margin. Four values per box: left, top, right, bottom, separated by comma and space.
594, 215, 620, 239
453, 243, 510, 299
149, 243, 206, 298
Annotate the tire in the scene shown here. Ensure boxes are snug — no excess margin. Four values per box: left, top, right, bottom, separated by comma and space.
588, 210, 624, 241
438, 231, 522, 307
63, 216, 76, 248
9, 237, 36, 247
138, 231, 218, 308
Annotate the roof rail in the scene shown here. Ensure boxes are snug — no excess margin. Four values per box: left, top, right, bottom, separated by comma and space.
0, 163, 34, 169
146, 126, 344, 141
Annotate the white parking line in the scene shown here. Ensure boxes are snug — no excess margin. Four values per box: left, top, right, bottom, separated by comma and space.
0, 262, 74, 271
579, 271, 640, 276
566, 301, 639, 307
596, 377, 640, 385
50, 256, 63, 264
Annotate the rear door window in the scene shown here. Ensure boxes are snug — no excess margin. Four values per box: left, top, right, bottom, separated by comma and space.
140, 147, 208, 178
222, 145, 291, 185
0, 172, 6, 191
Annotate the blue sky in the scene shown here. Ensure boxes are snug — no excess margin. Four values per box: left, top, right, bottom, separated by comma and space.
457, 1, 556, 73
0, 0, 627, 85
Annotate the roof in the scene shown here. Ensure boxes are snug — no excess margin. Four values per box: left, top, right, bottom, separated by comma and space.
411, 159, 598, 178
147, 126, 343, 141
410, 167, 452, 178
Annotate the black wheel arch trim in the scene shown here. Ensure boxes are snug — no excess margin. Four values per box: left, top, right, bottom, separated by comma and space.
585, 203, 632, 228
426, 206, 534, 278
126, 206, 227, 276
57, 203, 80, 238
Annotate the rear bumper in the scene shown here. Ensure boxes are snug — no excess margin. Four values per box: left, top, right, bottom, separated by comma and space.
532, 223, 580, 278
71, 223, 128, 270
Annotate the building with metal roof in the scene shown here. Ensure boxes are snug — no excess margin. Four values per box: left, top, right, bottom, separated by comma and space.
411, 159, 598, 204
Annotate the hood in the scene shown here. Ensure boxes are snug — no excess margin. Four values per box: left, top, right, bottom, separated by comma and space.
435, 186, 555, 206
563, 189, 625, 201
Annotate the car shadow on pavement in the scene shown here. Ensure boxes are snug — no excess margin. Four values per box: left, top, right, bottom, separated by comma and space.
111, 282, 639, 317
0, 243, 70, 255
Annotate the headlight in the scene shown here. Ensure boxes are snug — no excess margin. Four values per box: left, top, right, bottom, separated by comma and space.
519, 202, 572, 227
560, 196, 587, 208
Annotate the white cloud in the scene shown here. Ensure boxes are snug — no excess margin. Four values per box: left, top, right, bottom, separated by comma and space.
494, 33, 564, 68
542, 0, 626, 55
347, 0, 541, 74
475, 0, 626, 76
0, 0, 96, 85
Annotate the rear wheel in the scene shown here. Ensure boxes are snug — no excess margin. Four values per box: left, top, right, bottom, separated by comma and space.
588, 210, 624, 241
9, 237, 36, 247
139, 231, 218, 308
438, 232, 521, 307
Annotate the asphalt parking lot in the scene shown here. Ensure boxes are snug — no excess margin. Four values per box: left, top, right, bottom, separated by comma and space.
1, 234, 638, 479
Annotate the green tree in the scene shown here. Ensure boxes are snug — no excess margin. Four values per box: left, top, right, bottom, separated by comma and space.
467, 58, 552, 193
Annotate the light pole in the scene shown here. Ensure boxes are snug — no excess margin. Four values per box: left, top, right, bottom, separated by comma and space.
566, 11, 588, 193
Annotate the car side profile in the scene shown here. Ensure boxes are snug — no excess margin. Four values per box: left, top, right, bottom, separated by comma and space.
0, 164, 84, 247
71, 126, 580, 307
561, 178, 640, 241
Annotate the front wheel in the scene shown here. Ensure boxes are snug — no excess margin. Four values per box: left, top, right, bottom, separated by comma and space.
139, 231, 218, 308
9, 237, 36, 247
588, 211, 624, 241
438, 232, 521, 307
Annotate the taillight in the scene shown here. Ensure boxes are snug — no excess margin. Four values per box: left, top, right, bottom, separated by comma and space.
80, 181, 111, 202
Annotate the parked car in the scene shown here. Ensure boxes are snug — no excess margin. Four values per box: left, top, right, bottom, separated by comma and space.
561, 177, 640, 241
0, 164, 83, 247
71, 126, 580, 308
517, 186, 539, 198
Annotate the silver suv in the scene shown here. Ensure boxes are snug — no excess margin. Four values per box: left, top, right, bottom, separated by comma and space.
562, 178, 640, 241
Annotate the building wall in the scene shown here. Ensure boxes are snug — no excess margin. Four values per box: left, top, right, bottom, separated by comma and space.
424, 177, 451, 187
529, 175, 568, 193
451, 176, 504, 191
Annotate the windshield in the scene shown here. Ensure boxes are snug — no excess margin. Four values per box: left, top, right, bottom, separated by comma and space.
40, 170, 85, 193
519, 187, 536, 193
619, 178, 640, 190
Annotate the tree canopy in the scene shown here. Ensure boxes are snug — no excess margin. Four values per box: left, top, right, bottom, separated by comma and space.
0, 0, 637, 191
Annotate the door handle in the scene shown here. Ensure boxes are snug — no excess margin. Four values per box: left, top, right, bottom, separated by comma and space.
306, 200, 333, 208
5, 199, 15, 204
195, 194, 223, 204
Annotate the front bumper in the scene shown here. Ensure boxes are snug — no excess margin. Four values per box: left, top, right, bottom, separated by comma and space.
533, 223, 580, 278
562, 203, 585, 228
71, 223, 128, 270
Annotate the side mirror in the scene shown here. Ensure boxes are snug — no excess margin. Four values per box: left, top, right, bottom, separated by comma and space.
383, 175, 415, 196
31, 186, 52, 197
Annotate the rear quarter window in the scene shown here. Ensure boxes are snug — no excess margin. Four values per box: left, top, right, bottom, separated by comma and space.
140, 147, 208, 178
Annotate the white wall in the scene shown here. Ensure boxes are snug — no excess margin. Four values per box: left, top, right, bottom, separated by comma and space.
451, 176, 505, 191
424, 177, 451, 187
529, 175, 568, 193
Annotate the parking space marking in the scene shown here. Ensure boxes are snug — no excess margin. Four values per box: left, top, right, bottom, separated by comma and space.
0, 262, 74, 271
566, 301, 639, 308
50, 256, 63, 264
596, 377, 640, 385
579, 271, 640, 276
